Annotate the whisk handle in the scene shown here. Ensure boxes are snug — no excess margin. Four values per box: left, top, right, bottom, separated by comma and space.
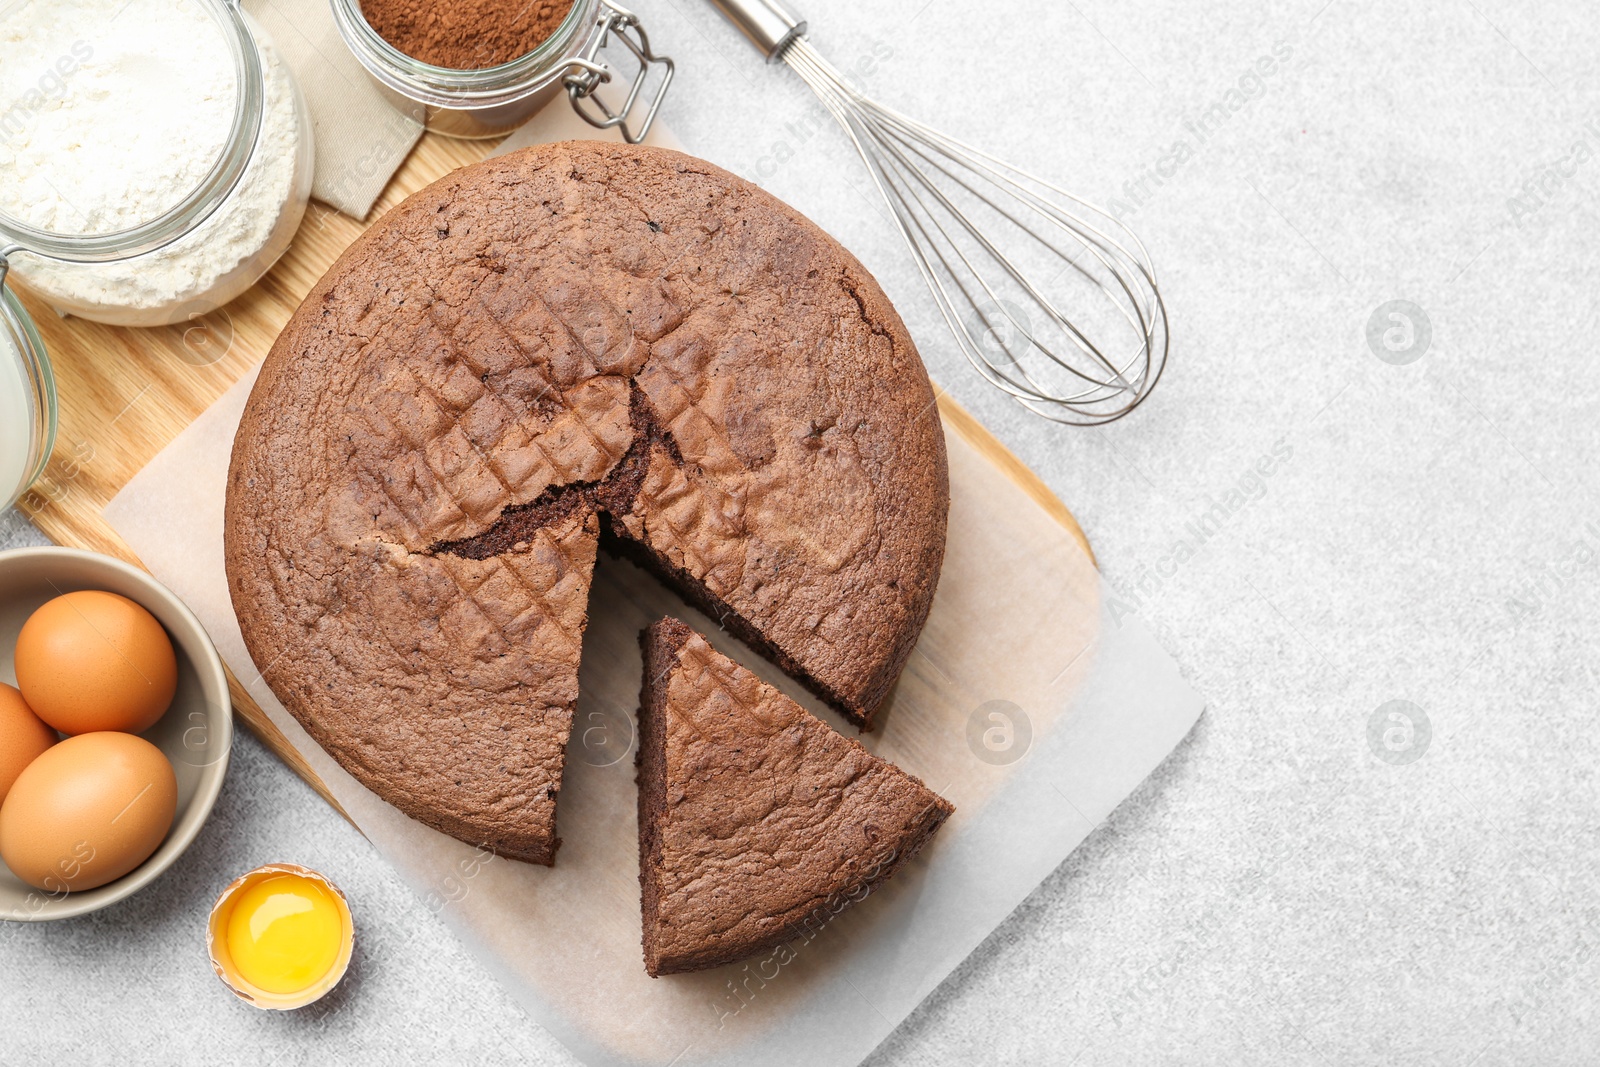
706, 0, 806, 61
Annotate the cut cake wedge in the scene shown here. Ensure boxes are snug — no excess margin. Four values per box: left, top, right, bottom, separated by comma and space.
637, 617, 954, 976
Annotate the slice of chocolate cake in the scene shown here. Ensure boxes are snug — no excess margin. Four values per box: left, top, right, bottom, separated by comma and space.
637, 617, 953, 976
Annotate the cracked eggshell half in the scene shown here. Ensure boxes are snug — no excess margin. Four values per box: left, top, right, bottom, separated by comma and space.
207, 863, 356, 1010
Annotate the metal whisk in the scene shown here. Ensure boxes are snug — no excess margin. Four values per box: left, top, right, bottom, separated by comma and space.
709, 0, 1169, 425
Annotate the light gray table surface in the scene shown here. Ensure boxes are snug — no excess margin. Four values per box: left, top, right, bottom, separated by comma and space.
7, 0, 1599, 1062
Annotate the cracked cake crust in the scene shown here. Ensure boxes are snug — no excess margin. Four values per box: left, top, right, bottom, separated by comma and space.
225, 142, 949, 864
637, 617, 953, 976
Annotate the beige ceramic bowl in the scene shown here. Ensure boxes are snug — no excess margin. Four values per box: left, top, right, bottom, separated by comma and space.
0, 547, 232, 920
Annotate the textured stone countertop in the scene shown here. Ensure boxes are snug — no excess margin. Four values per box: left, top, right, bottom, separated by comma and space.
5, 0, 1597, 1062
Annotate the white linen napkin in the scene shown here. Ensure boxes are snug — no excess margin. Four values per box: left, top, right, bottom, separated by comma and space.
244, 0, 423, 218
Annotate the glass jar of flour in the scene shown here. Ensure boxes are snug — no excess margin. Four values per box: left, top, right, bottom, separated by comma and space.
0, 0, 315, 328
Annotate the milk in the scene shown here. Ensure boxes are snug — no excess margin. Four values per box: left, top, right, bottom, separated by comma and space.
0, 329, 37, 505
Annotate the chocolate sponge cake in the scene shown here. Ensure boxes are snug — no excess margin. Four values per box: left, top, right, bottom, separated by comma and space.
637, 618, 952, 976
225, 142, 949, 863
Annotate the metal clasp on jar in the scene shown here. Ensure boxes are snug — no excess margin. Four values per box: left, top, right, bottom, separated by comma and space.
563, 0, 675, 144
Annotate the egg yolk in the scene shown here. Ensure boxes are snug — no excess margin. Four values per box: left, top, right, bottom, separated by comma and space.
225, 874, 344, 995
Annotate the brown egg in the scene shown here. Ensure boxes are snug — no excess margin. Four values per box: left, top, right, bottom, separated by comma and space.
0, 732, 178, 892
14, 590, 178, 735
0, 683, 56, 803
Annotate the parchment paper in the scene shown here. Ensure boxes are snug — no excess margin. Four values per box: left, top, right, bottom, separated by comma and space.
105, 362, 1201, 1066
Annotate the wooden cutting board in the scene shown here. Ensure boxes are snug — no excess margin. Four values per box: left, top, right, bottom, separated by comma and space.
12, 131, 1092, 821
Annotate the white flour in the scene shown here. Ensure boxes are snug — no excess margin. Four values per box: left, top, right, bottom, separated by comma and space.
0, 0, 235, 234
0, 0, 306, 321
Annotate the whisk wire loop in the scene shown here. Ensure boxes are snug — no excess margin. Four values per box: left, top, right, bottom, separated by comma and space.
779, 37, 1168, 425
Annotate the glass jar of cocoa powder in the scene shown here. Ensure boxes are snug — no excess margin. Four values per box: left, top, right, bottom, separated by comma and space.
330, 0, 674, 140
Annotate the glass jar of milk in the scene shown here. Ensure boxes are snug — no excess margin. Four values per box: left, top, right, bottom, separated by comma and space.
0, 286, 56, 509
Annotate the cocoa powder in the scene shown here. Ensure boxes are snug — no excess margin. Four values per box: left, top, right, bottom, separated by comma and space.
360, 0, 576, 70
